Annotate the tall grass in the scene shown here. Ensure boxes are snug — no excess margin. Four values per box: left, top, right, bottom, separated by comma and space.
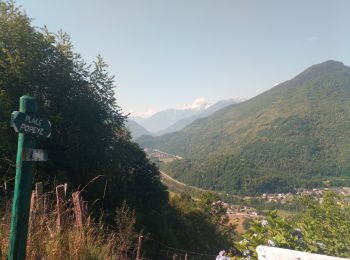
0, 195, 139, 260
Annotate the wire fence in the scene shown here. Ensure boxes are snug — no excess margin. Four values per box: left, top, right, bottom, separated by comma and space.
0, 175, 220, 260
143, 237, 217, 260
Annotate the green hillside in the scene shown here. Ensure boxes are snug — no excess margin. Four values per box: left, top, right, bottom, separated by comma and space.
138, 61, 350, 194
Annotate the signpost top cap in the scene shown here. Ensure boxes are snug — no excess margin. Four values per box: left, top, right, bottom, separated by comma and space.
20, 96, 37, 113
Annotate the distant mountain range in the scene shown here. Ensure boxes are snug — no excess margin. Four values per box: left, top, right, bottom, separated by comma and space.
133, 107, 205, 133
137, 60, 350, 195
157, 99, 240, 135
127, 98, 240, 138
125, 120, 152, 139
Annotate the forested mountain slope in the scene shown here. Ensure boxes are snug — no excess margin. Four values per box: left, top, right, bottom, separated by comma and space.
138, 61, 350, 194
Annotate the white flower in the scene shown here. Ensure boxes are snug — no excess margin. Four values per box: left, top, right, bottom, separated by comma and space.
268, 239, 276, 247
239, 238, 249, 244
316, 242, 326, 249
243, 249, 250, 256
261, 219, 268, 227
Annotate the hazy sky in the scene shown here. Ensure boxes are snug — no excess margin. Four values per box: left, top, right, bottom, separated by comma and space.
16, 0, 350, 117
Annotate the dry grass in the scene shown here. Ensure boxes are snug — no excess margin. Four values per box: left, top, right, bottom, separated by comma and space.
0, 198, 138, 260
159, 158, 176, 164
228, 214, 259, 234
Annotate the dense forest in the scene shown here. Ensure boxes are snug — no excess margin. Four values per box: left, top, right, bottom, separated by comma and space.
139, 60, 350, 195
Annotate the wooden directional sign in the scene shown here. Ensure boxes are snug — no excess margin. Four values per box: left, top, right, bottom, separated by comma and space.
22, 148, 48, 162
11, 111, 51, 138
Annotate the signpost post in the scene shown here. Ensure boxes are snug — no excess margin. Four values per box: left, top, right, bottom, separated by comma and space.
8, 95, 51, 260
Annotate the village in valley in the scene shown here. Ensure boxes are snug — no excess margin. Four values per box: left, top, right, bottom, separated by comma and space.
145, 147, 350, 234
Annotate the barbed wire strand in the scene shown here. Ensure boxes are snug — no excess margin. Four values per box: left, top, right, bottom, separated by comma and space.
146, 237, 217, 258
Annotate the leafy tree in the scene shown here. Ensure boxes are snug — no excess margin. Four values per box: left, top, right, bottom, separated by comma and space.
166, 192, 236, 254
0, 5, 238, 259
0, 0, 169, 245
235, 193, 350, 259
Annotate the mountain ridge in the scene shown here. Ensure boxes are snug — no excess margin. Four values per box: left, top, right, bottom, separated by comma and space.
125, 119, 152, 139
156, 99, 240, 135
131, 98, 240, 135
137, 60, 350, 194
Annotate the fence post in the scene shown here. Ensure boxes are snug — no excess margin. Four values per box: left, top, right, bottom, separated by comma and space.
43, 193, 49, 218
4, 180, 7, 200
64, 183, 68, 196
185, 253, 188, 260
82, 201, 88, 223
35, 182, 44, 215
136, 235, 144, 260
29, 191, 36, 233
72, 192, 83, 227
56, 185, 66, 230
3, 180, 8, 221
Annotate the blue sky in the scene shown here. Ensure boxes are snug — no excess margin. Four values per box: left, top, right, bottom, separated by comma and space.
16, 0, 350, 117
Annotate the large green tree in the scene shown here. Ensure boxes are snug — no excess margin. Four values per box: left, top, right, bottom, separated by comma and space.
0, 3, 239, 258
0, 1, 168, 239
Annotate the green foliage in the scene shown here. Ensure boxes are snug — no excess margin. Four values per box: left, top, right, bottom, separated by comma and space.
295, 193, 350, 256
0, 4, 239, 259
235, 193, 350, 259
0, 0, 168, 247
165, 191, 236, 254
139, 60, 350, 194
235, 212, 306, 259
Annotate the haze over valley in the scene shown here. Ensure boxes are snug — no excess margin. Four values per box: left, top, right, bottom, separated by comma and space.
126, 98, 240, 138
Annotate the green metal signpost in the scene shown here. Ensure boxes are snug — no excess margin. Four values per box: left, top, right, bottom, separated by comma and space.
8, 96, 51, 260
